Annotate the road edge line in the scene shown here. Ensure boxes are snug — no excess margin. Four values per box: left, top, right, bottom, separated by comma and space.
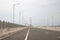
25, 28, 30, 40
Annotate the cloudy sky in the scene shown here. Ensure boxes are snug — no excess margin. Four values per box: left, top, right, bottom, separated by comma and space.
0, 0, 60, 26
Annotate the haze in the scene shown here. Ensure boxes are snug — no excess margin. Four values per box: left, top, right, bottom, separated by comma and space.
0, 0, 60, 26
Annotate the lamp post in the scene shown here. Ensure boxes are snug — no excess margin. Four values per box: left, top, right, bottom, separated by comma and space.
19, 12, 21, 24
29, 17, 32, 27
13, 3, 20, 24
52, 16, 54, 27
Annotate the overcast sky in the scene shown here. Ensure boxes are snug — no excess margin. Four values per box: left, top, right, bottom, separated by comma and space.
0, 0, 60, 26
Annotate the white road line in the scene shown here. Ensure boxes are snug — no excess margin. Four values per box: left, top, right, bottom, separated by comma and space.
25, 28, 30, 40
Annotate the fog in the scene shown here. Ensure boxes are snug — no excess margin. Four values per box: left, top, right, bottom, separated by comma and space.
0, 0, 60, 26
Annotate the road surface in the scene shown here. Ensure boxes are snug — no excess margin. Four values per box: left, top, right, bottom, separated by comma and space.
2, 27, 60, 40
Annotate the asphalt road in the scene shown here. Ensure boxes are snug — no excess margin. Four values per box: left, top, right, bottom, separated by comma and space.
2, 27, 28, 40
2, 27, 60, 40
